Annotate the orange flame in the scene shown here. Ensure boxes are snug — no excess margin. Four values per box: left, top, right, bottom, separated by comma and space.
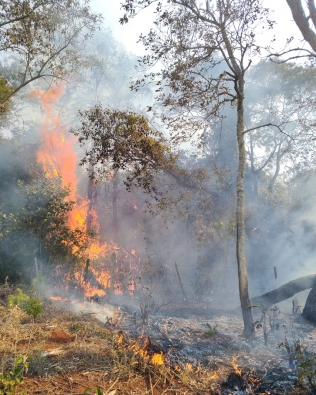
31, 87, 116, 297
151, 352, 164, 365
231, 356, 241, 375
49, 296, 68, 302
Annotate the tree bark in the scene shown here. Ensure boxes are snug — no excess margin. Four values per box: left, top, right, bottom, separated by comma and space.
303, 286, 316, 322
112, 170, 118, 243
308, 0, 316, 30
250, 274, 316, 308
286, 0, 316, 52
86, 166, 95, 230
236, 77, 254, 337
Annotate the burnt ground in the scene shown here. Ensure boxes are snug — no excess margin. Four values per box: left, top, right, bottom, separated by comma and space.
111, 302, 316, 394
1, 297, 316, 395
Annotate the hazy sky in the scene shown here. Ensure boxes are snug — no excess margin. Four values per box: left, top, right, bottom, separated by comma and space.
91, 0, 303, 57
91, 0, 153, 55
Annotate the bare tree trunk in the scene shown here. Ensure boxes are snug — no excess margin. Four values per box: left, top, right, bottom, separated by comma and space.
86, 164, 96, 230
286, 0, 316, 52
249, 134, 258, 197
110, 252, 117, 295
112, 170, 118, 243
236, 78, 253, 337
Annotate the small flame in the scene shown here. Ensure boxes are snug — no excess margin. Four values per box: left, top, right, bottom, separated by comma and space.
151, 352, 164, 365
231, 356, 241, 375
50, 296, 68, 302
185, 363, 193, 371
117, 333, 124, 344
210, 371, 218, 380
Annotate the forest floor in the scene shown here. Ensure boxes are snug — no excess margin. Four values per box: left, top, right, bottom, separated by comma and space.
1, 291, 316, 395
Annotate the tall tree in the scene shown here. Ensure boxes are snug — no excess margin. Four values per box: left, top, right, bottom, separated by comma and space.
271, 1, 316, 61
0, 0, 101, 110
120, 0, 277, 336
245, 60, 316, 195
286, 0, 316, 53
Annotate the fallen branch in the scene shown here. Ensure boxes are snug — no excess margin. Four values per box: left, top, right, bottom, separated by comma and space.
250, 274, 316, 308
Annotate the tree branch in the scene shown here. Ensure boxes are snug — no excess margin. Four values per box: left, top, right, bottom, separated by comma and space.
243, 123, 294, 140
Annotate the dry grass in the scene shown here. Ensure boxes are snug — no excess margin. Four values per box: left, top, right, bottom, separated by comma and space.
3, 285, 308, 394
0, 295, 230, 395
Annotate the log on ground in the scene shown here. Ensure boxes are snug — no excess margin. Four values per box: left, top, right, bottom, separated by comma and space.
250, 274, 316, 309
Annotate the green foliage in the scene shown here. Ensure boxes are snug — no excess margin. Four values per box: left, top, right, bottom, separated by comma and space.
297, 349, 316, 389
280, 335, 316, 389
71, 105, 175, 194
70, 322, 84, 332
0, 173, 93, 283
0, 78, 14, 116
19, 177, 95, 261
0, 354, 28, 395
279, 330, 316, 390
204, 323, 217, 337
84, 387, 103, 395
7, 289, 30, 309
7, 289, 43, 319
0, 135, 39, 283
21, 298, 43, 320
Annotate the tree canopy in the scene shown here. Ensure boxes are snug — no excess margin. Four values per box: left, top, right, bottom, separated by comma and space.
71, 105, 175, 194
0, 0, 102, 110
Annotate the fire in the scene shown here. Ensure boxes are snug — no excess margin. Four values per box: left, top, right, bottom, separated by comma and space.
81, 285, 105, 298
31, 86, 116, 297
151, 352, 164, 365
231, 356, 241, 375
50, 296, 68, 302
91, 269, 111, 288
30, 88, 78, 195
132, 342, 148, 359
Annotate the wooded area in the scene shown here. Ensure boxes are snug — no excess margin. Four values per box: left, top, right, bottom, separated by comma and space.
1, 0, 316, 342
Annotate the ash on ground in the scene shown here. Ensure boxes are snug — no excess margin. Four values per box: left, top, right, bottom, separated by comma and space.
107, 302, 316, 394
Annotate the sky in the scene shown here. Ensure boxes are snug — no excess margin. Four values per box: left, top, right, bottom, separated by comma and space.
90, 0, 303, 57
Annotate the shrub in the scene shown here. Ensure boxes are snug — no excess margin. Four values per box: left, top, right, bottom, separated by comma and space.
7, 289, 43, 320
7, 289, 30, 308
0, 354, 29, 395
22, 298, 43, 320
